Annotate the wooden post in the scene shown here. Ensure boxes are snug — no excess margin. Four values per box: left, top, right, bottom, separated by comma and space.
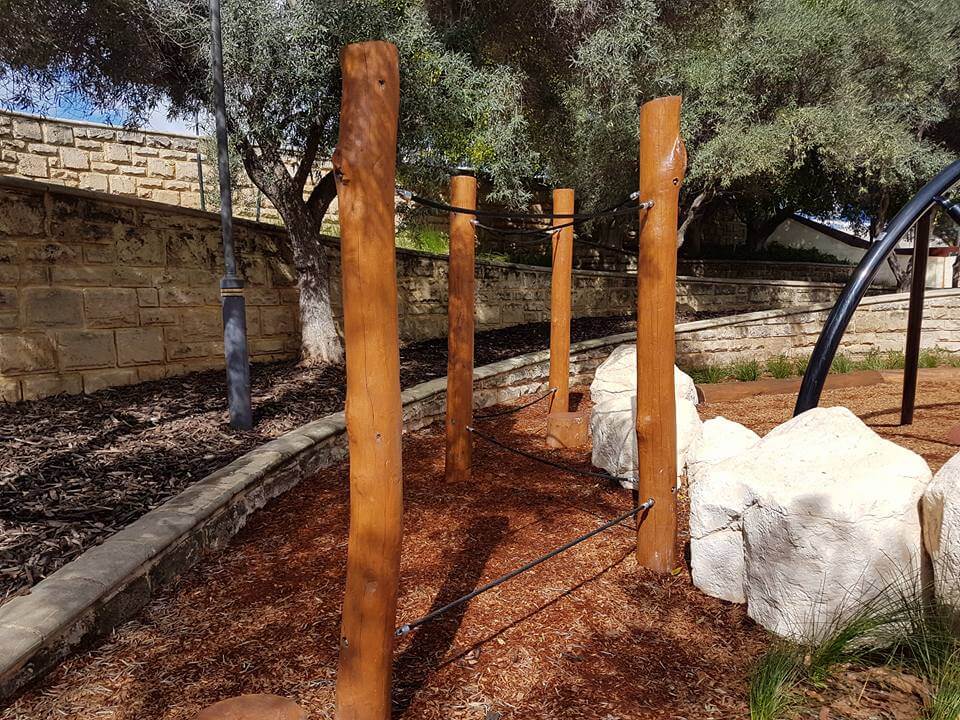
445, 173, 477, 482
635, 96, 685, 573
548, 188, 575, 414
332, 41, 402, 720
901, 210, 932, 426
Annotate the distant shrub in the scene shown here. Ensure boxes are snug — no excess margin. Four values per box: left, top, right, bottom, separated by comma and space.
766, 355, 794, 379
732, 358, 762, 382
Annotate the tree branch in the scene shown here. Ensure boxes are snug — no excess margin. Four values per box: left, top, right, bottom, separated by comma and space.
306, 169, 338, 226
677, 190, 711, 248
293, 123, 322, 191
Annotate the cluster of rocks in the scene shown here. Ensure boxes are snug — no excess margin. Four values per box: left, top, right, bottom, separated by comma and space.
589, 343, 960, 640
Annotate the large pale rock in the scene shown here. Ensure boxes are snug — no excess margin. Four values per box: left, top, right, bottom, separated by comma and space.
922, 452, 960, 607
590, 395, 702, 488
589, 344, 698, 407
686, 416, 760, 484
589, 345, 701, 488
690, 406, 931, 639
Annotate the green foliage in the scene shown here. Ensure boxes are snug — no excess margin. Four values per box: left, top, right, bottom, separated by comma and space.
919, 348, 945, 369
732, 358, 762, 382
686, 363, 729, 385
547, 0, 960, 239
396, 224, 450, 255
748, 646, 800, 720
793, 354, 811, 376
766, 355, 794, 379
883, 350, 907, 370
830, 353, 853, 374
0, 0, 538, 205
699, 241, 852, 265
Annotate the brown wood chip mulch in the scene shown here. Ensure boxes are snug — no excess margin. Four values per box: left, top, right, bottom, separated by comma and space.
3, 390, 768, 720
0, 314, 662, 605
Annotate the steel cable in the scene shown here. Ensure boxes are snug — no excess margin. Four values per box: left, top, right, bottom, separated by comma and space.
395, 497, 654, 637
467, 426, 633, 485
473, 388, 557, 420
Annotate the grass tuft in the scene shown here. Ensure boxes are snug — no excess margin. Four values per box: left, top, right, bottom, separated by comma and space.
766, 355, 795, 379
732, 358, 762, 382
793, 354, 811, 376
919, 348, 944, 369
749, 646, 801, 720
687, 364, 729, 385
830, 352, 854, 374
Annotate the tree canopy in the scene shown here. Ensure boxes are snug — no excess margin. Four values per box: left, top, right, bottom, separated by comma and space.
2, 0, 959, 357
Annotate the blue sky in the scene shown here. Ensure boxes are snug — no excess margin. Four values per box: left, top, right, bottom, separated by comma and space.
2, 85, 195, 135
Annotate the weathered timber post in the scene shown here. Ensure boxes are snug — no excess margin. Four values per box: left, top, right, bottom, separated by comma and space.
445, 173, 477, 482
548, 188, 575, 413
635, 96, 686, 573
332, 41, 403, 720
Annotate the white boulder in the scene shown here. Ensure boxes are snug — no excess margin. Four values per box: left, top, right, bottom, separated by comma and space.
686, 417, 760, 484
589, 345, 702, 488
589, 344, 698, 407
922, 452, 960, 608
690, 406, 931, 639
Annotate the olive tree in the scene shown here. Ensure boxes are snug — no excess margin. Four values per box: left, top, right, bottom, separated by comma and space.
2, 0, 536, 364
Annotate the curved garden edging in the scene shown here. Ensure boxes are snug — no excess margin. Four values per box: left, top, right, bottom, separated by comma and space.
0, 331, 631, 699
4, 286, 960, 698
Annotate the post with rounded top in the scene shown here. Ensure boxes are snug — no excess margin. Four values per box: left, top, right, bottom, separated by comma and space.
635, 96, 685, 573
332, 41, 403, 720
445, 173, 477, 482
548, 188, 575, 415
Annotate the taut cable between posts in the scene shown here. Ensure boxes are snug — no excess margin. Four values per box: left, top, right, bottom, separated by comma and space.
473, 387, 557, 420
467, 425, 633, 484
398, 188, 646, 221
395, 498, 655, 637
471, 201, 653, 237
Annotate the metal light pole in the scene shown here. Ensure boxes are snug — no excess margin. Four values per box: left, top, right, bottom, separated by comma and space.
209, 0, 252, 429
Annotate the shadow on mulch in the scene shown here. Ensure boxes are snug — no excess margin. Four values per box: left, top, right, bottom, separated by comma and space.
1, 315, 646, 602
4, 388, 767, 720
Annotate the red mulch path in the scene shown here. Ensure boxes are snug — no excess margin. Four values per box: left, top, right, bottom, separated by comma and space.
2, 389, 767, 720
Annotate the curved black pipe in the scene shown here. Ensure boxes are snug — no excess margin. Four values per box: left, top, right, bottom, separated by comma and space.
794, 159, 960, 416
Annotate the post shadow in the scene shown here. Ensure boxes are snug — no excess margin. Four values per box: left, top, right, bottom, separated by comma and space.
392, 514, 510, 717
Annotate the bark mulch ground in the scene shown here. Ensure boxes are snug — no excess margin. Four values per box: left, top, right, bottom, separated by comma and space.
700, 372, 960, 473
4, 376, 952, 718
0, 315, 649, 604
2, 389, 768, 720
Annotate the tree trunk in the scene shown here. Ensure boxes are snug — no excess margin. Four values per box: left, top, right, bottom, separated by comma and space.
281, 202, 344, 366
888, 253, 914, 292
237, 141, 344, 366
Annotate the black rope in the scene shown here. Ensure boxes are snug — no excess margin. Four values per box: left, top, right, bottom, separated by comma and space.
576, 236, 639, 257
471, 201, 651, 239
398, 188, 648, 221
473, 387, 557, 420
395, 497, 654, 637
467, 426, 633, 485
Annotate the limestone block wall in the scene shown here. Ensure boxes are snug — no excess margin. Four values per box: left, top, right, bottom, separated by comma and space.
675, 289, 960, 366
0, 110, 329, 225
0, 175, 852, 402
0, 177, 300, 402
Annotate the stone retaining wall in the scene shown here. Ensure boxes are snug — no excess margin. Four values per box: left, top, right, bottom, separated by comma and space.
0, 110, 310, 224
0, 177, 301, 401
678, 258, 873, 286
675, 289, 960, 366
0, 176, 847, 401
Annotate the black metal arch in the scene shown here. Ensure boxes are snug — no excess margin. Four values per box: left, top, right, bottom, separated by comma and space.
794, 159, 960, 418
